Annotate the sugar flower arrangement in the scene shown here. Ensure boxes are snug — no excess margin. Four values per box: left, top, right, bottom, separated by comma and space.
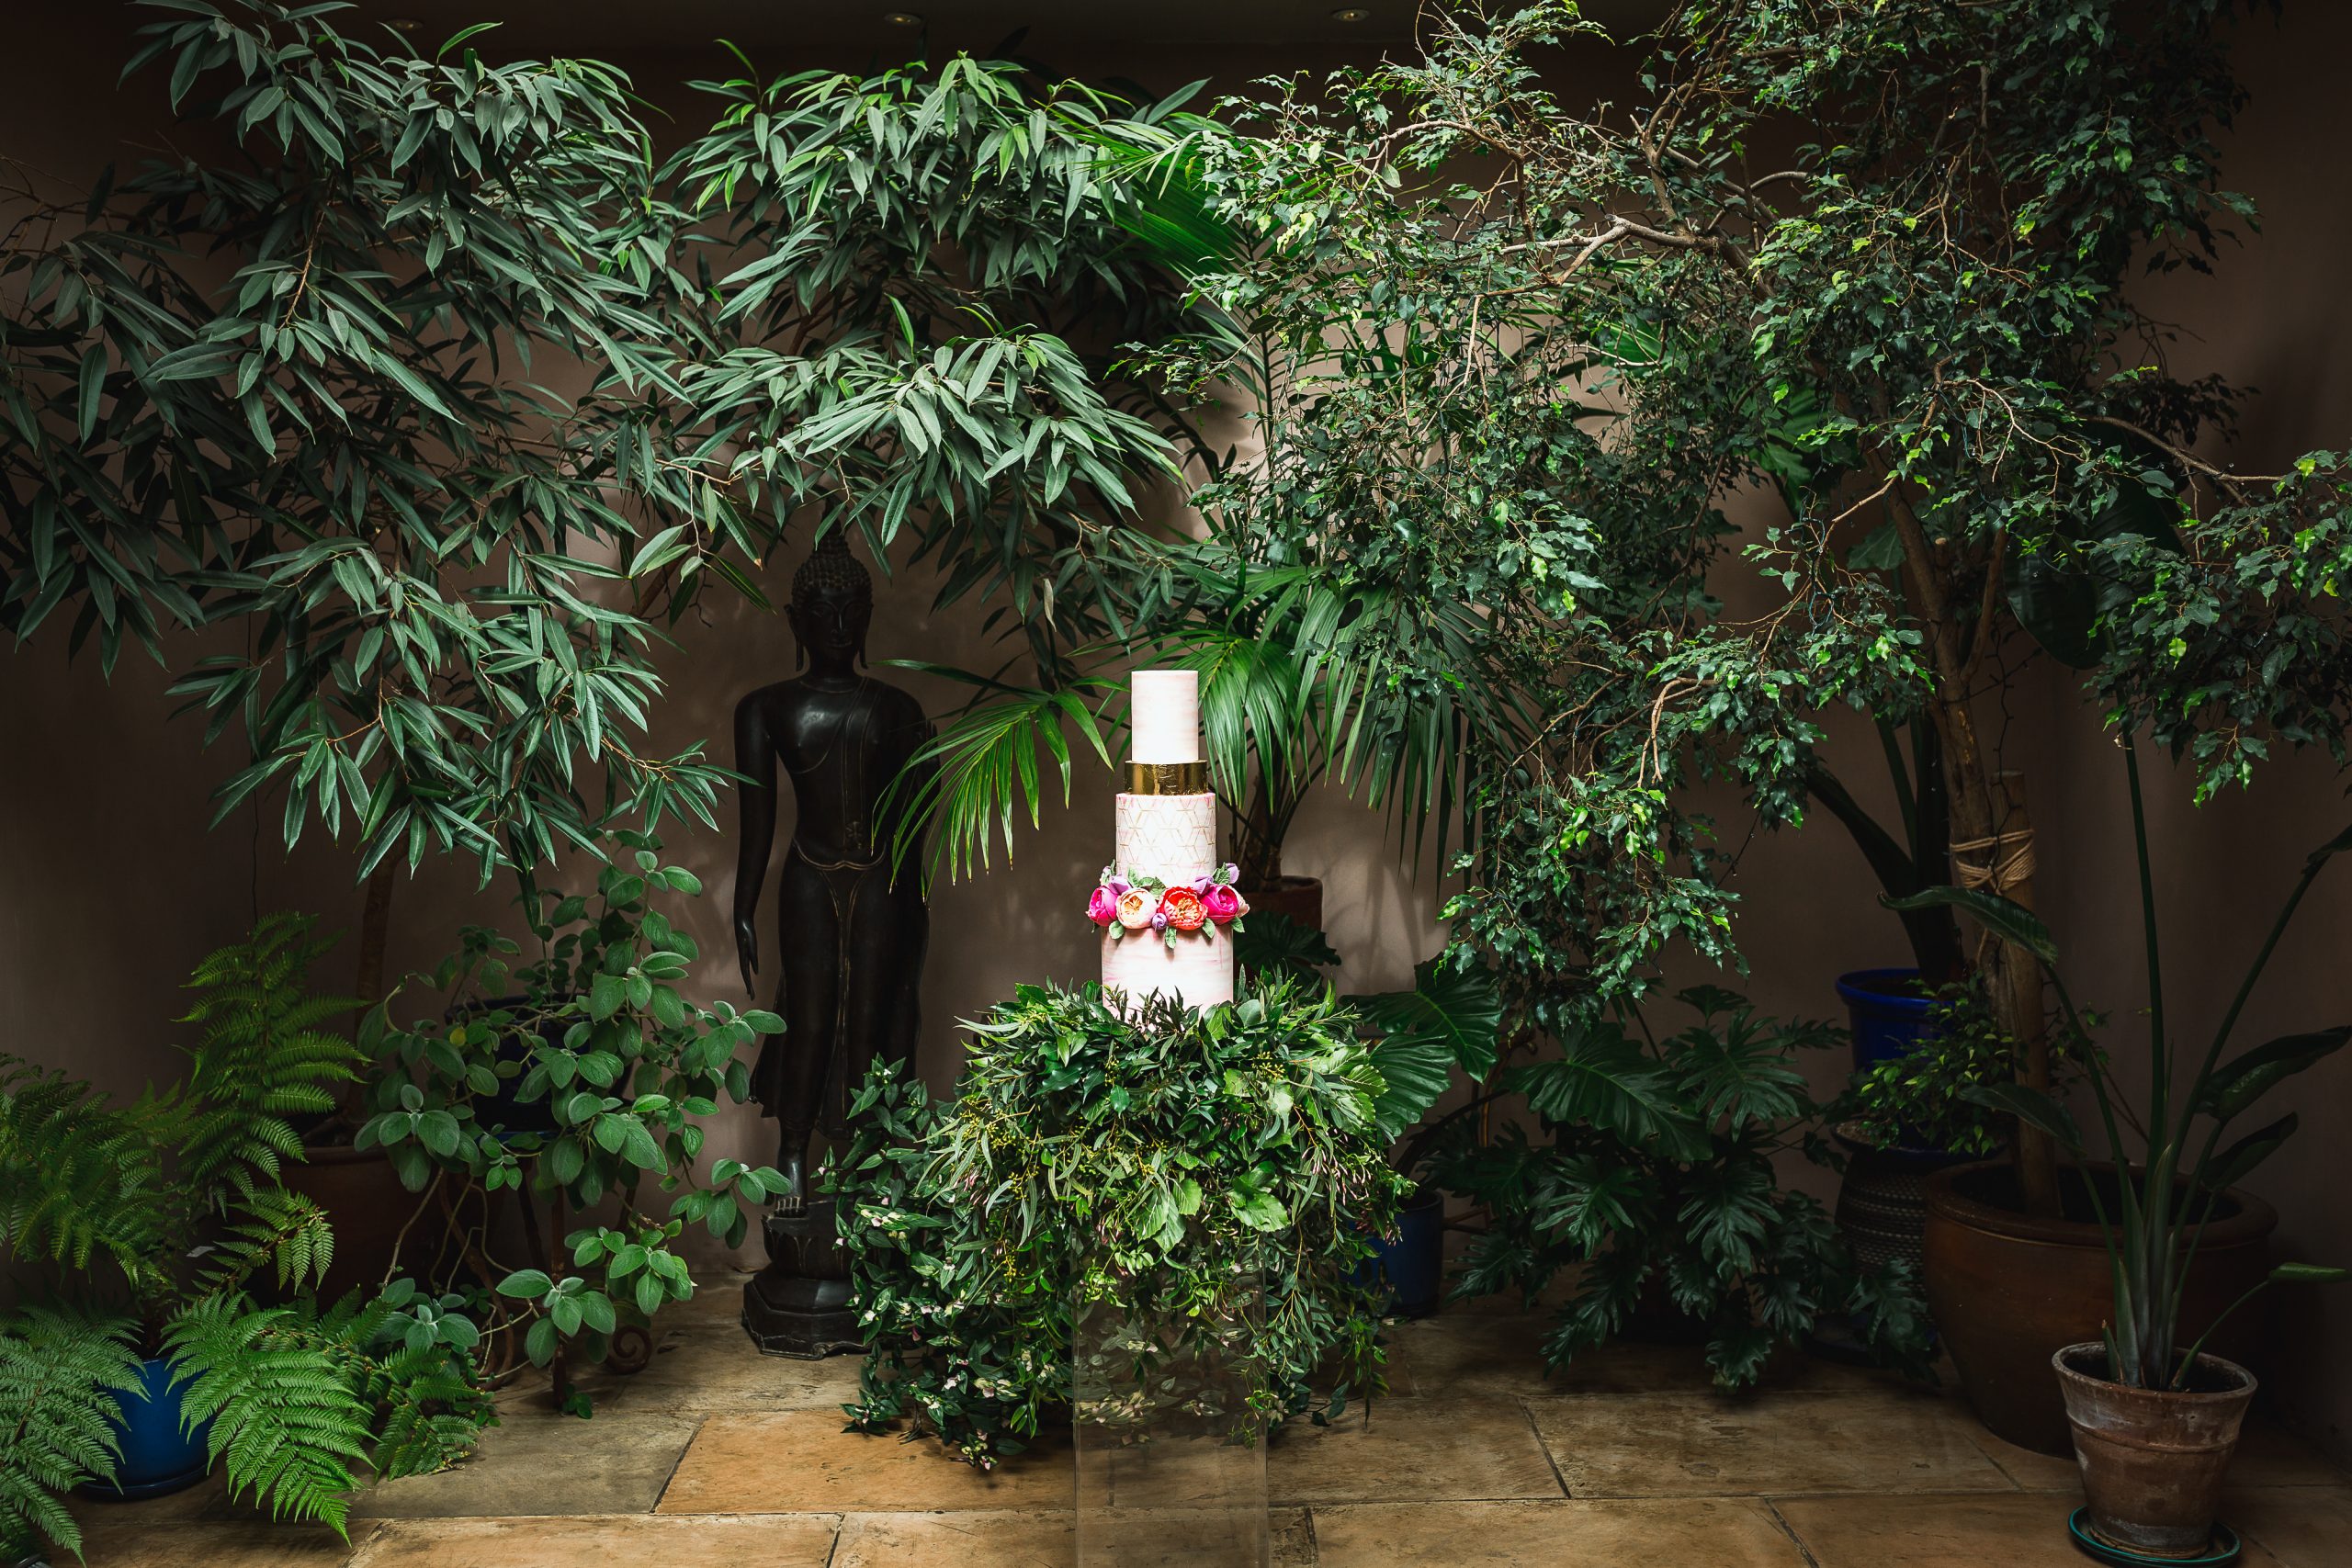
1087, 863, 1250, 948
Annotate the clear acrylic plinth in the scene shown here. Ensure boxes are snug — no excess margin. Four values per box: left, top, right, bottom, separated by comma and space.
1073, 1282, 1270, 1568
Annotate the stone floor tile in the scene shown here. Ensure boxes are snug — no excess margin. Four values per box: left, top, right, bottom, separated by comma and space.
1265, 1396, 1563, 1505
1526, 1388, 2013, 1497
346, 1511, 839, 1567
72, 1517, 362, 1566
1306, 1498, 1809, 1566
656, 1412, 1074, 1513
1384, 1312, 1893, 1399
558, 1283, 864, 1416
2230, 1485, 2352, 1568
829, 1506, 1314, 1567
345, 1408, 701, 1519
1773, 1492, 2288, 1568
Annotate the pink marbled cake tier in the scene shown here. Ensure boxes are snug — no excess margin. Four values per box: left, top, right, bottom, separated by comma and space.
1101, 791, 1234, 1012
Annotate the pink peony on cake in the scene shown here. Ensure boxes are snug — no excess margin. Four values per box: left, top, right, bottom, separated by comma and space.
1085, 670, 1246, 1013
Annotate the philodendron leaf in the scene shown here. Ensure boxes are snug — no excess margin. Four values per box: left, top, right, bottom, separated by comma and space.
2269, 1263, 2351, 1285
1958, 1081, 2082, 1151
1884, 886, 2056, 965
2198, 1025, 2352, 1123
2200, 1111, 2298, 1192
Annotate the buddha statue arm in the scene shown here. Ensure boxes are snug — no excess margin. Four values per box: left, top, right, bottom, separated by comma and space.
733, 691, 779, 996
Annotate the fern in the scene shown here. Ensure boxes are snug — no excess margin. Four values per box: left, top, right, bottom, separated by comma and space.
174, 913, 364, 1210
0, 1057, 172, 1292
165, 1295, 373, 1534
0, 1304, 141, 1560
194, 1187, 336, 1297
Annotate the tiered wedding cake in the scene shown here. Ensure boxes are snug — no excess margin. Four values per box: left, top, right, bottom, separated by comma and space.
1085, 670, 1248, 1012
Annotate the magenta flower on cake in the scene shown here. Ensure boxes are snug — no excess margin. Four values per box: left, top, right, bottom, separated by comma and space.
1085, 886, 1119, 926
1114, 886, 1158, 930
1201, 882, 1247, 923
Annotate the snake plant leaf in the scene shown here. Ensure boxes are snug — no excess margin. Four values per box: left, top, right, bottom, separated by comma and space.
1884, 886, 2057, 965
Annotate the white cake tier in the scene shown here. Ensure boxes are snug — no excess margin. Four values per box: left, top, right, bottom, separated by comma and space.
1102, 918, 1236, 1012
1102, 790, 1233, 1013
1114, 791, 1217, 886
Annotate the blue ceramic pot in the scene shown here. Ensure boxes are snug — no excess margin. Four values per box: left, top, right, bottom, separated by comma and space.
80, 1357, 209, 1502
1837, 968, 1938, 1074
1369, 1186, 1448, 1319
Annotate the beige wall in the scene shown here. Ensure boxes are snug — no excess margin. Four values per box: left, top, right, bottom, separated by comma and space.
5, 1, 2348, 1450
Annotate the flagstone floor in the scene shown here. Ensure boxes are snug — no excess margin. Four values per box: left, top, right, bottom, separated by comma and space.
69, 1276, 2352, 1566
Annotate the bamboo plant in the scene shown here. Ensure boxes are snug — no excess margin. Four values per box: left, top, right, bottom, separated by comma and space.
1894, 733, 2348, 1390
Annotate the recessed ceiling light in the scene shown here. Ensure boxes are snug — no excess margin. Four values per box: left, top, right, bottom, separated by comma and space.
881, 10, 923, 23
1330, 6, 1372, 19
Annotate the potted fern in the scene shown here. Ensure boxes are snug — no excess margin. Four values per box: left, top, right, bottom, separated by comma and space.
1896, 734, 2349, 1558
0, 917, 490, 1562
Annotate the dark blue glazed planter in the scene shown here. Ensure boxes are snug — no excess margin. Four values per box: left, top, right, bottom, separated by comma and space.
1838, 968, 1938, 1074
1368, 1186, 1448, 1319
79, 1358, 209, 1502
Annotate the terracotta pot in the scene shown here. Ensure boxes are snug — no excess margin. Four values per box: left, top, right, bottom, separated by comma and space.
1922, 1161, 2274, 1454
1240, 874, 1323, 933
2055, 1343, 2256, 1559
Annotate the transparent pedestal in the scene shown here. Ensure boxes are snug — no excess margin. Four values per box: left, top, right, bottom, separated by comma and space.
1072, 1283, 1270, 1568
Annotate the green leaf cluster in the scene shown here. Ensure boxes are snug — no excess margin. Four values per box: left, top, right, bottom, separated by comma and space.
831, 979, 1405, 1467
1441, 988, 1934, 1391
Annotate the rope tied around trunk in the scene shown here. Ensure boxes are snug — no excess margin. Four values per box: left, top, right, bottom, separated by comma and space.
1950, 826, 2036, 894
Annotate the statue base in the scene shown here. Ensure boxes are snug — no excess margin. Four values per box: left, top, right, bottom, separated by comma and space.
741, 1196, 863, 1359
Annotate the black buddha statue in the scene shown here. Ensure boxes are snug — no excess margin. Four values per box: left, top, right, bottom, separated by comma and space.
733, 528, 933, 1211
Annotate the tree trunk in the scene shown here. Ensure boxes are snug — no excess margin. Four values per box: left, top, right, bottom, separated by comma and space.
355, 861, 396, 1007
1884, 488, 2061, 1217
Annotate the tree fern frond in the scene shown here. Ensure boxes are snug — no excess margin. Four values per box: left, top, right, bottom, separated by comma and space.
164, 1296, 369, 1535
174, 915, 365, 1213
196, 1188, 336, 1297
0, 1056, 173, 1292
0, 1303, 141, 1560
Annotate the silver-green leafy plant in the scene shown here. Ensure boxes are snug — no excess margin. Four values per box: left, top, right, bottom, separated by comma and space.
1894, 733, 2349, 1391
833, 980, 1404, 1467
359, 831, 786, 1400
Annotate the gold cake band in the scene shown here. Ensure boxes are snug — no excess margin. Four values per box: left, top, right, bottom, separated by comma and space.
1125, 761, 1209, 795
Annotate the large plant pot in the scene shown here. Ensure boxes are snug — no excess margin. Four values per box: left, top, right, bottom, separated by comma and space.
78, 1357, 209, 1502
280, 1143, 446, 1299
1240, 875, 1323, 934
1833, 1124, 1972, 1278
1924, 1162, 2275, 1454
1369, 1185, 1447, 1318
2055, 1343, 2255, 1560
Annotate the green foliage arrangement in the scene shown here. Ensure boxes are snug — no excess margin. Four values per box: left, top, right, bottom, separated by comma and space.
360, 831, 786, 1390
0, 917, 487, 1558
833, 981, 1404, 1467
1442, 987, 1933, 1389
1894, 736, 2349, 1390
1, 1, 732, 881
1838, 988, 2092, 1160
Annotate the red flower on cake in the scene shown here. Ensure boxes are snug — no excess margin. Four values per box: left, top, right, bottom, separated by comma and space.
1160, 886, 1208, 931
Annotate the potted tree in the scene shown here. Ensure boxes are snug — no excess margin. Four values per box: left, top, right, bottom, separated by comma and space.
1899, 733, 2346, 1551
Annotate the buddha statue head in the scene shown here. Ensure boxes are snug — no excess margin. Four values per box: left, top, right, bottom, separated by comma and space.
787, 528, 873, 674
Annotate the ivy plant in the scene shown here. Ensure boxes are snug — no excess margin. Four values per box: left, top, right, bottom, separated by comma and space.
833, 980, 1404, 1467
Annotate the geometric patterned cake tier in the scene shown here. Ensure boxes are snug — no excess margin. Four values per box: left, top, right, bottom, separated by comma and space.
1113, 792, 1218, 886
